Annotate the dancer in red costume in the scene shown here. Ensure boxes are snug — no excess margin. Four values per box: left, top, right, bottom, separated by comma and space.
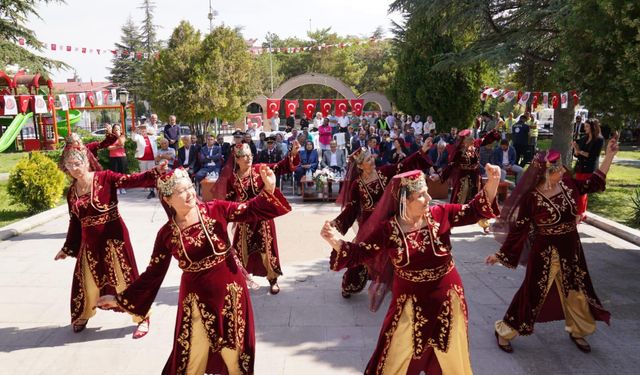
487, 139, 618, 354
55, 133, 167, 337
99, 166, 291, 374
331, 139, 433, 298
322, 167, 500, 374
213, 141, 300, 294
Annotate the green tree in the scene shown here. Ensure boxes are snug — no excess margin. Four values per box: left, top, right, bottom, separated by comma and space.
0, 0, 68, 73
389, 4, 483, 131
108, 17, 145, 116
138, 0, 162, 54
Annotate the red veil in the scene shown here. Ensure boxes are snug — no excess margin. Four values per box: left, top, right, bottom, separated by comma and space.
335, 147, 368, 208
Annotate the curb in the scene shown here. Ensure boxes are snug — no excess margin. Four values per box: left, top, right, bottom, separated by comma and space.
0, 205, 68, 241
585, 211, 640, 247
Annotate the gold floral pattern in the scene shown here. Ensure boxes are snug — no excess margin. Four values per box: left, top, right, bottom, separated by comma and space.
79, 209, 120, 227
221, 282, 246, 350
395, 260, 454, 283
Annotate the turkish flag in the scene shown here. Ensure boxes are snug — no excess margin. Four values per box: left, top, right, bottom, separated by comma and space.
266, 99, 281, 119
531, 92, 540, 111
320, 99, 334, 117
335, 99, 348, 116
571, 90, 579, 107
350, 99, 364, 116
303, 99, 317, 119
551, 93, 559, 109
480, 87, 492, 101
47, 95, 55, 111
86, 91, 95, 107
18, 95, 31, 113
284, 99, 299, 116
69, 95, 76, 109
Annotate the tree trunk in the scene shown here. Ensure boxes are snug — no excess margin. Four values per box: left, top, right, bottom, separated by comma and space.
551, 99, 576, 167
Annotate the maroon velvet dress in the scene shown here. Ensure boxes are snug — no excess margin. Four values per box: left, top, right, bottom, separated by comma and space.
224, 154, 299, 280
332, 150, 433, 295
116, 190, 291, 375
442, 130, 500, 204
330, 191, 498, 374
495, 170, 611, 334
60, 169, 158, 323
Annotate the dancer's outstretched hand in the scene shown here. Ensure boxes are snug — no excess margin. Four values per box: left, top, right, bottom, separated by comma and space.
485, 163, 501, 181
485, 254, 499, 265
54, 250, 67, 260
97, 295, 118, 309
320, 220, 342, 250
259, 164, 276, 194
154, 160, 169, 174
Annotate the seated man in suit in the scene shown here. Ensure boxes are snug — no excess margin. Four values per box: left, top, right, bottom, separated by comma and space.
492, 139, 524, 183
216, 134, 231, 163
178, 135, 198, 176
428, 139, 449, 174
194, 133, 222, 188
257, 136, 282, 164
350, 129, 368, 151
320, 140, 346, 173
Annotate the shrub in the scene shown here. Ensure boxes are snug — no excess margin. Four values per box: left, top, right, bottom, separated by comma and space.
82, 136, 140, 173
8, 152, 66, 214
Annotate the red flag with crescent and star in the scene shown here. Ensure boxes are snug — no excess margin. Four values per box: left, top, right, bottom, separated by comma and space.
86, 91, 95, 107
303, 99, 317, 119
350, 99, 364, 116
18, 95, 31, 113
551, 92, 560, 109
266, 99, 281, 119
284, 99, 299, 116
334, 99, 348, 116
320, 99, 334, 117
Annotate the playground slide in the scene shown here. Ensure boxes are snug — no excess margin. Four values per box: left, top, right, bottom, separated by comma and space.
55, 109, 82, 138
0, 113, 33, 152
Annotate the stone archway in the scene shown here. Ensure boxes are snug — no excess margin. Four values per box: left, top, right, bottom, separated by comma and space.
244, 73, 392, 130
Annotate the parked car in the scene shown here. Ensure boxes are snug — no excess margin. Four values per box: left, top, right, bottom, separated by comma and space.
180, 125, 191, 136
91, 128, 107, 137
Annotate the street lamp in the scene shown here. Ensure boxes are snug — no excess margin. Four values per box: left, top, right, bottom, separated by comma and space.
118, 88, 129, 133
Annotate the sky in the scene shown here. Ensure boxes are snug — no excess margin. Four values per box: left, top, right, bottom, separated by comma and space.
26, 0, 402, 83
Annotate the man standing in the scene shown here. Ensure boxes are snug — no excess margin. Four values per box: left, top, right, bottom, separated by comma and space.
285, 111, 295, 132
385, 112, 396, 129
337, 111, 350, 133
572, 115, 584, 141
505, 112, 515, 142
148, 113, 159, 135
328, 110, 338, 135
195, 134, 222, 186
512, 114, 530, 166
299, 113, 309, 130
133, 125, 158, 199
163, 115, 180, 150
528, 112, 539, 155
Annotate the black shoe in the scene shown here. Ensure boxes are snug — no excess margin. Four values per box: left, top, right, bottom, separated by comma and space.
147, 191, 156, 199
569, 335, 591, 353
495, 331, 513, 353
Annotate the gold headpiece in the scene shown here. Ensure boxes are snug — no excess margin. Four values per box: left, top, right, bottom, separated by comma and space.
234, 143, 252, 158
352, 147, 371, 165
400, 172, 427, 193
157, 168, 192, 197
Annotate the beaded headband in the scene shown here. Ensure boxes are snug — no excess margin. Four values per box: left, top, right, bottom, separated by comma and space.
352, 147, 371, 165
157, 168, 192, 197
400, 172, 428, 193
234, 143, 252, 158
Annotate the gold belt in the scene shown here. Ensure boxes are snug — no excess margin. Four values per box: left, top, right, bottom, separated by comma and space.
395, 260, 454, 283
80, 209, 120, 227
180, 251, 229, 272
537, 222, 576, 235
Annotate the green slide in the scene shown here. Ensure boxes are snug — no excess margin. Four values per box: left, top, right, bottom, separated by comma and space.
55, 109, 82, 138
0, 112, 34, 152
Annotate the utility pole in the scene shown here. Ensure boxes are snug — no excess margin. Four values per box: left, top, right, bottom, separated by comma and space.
208, 0, 214, 33
268, 37, 274, 94
309, 18, 312, 32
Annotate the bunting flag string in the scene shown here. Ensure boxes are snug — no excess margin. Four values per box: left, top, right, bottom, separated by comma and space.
249, 38, 383, 55
268, 98, 366, 117
480, 86, 580, 110
1, 90, 123, 115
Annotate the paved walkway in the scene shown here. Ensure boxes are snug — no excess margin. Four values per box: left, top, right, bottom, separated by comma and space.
1, 189, 639, 374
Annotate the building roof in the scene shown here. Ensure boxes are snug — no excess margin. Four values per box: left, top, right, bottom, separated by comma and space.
53, 81, 116, 93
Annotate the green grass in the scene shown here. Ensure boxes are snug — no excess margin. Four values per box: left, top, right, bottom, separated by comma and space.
615, 150, 640, 160
588, 164, 640, 229
0, 152, 28, 173
0, 180, 67, 228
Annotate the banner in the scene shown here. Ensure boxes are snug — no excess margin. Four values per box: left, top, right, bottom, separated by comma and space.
531, 92, 540, 111
3, 95, 17, 115
350, 99, 364, 116
18, 95, 31, 113
480, 87, 493, 101
266, 99, 281, 119
111, 89, 118, 104
34, 95, 47, 114
47, 95, 55, 111
284, 99, 299, 116
95, 91, 104, 106
86, 91, 95, 107
542, 92, 549, 108
502, 91, 517, 103
320, 99, 334, 118
551, 92, 560, 109
59, 94, 69, 111
335, 99, 348, 116
302, 99, 317, 119
571, 90, 579, 107
78, 92, 86, 107
69, 94, 76, 109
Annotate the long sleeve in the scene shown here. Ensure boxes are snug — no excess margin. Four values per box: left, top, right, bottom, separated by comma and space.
107, 169, 159, 189
85, 133, 116, 156
209, 189, 291, 223
571, 169, 607, 195
332, 182, 360, 235
431, 187, 500, 235
270, 153, 300, 175
495, 194, 533, 268
378, 149, 432, 179
61, 197, 81, 257
116, 231, 172, 319
476, 128, 501, 148
329, 222, 389, 271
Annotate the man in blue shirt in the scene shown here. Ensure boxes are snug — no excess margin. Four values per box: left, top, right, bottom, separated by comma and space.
511, 115, 530, 166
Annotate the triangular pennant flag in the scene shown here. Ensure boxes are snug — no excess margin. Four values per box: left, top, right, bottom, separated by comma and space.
59, 94, 69, 111
34, 95, 47, 114
531, 92, 540, 111
3, 95, 18, 115
18, 95, 30, 113
18, 38, 25, 46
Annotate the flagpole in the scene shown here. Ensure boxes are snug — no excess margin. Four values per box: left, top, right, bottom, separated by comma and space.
268, 37, 274, 94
